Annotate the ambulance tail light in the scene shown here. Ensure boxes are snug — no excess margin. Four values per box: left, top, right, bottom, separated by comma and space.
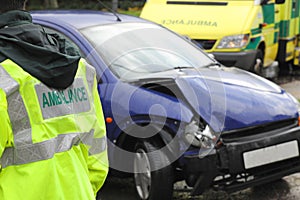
217, 34, 249, 49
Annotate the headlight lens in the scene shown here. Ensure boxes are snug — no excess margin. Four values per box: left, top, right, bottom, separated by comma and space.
217, 34, 249, 49
184, 120, 218, 148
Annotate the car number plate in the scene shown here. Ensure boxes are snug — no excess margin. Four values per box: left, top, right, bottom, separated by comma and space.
243, 140, 299, 169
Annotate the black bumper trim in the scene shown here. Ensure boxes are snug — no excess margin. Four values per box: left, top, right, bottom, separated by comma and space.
223, 126, 300, 174
212, 50, 258, 70
182, 126, 300, 196
221, 161, 300, 193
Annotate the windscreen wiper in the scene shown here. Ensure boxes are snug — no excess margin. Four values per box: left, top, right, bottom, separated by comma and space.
202, 62, 221, 68
173, 66, 195, 70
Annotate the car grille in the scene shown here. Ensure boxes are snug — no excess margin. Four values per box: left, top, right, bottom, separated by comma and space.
193, 39, 216, 50
220, 118, 298, 143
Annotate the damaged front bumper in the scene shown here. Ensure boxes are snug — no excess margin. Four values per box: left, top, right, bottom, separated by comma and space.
182, 124, 300, 196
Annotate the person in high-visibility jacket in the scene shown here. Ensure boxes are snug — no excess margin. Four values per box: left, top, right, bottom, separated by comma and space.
0, 0, 108, 199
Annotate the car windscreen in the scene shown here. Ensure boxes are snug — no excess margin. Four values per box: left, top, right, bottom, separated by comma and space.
80, 22, 215, 80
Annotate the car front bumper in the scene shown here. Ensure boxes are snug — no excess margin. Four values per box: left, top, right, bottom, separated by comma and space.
212, 50, 258, 71
183, 125, 300, 196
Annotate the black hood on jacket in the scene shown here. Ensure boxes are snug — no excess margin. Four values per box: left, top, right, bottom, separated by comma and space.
0, 10, 81, 89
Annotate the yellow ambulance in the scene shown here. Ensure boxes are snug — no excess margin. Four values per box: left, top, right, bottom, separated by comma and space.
140, 0, 300, 77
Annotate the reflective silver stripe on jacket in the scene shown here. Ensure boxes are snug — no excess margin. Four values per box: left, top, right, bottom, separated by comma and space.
0, 64, 106, 168
0, 66, 32, 145
1, 131, 106, 168
0, 65, 18, 96
85, 61, 96, 93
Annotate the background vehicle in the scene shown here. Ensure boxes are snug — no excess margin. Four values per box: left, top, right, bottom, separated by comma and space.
32, 10, 300, 200
140, 0, 300, 78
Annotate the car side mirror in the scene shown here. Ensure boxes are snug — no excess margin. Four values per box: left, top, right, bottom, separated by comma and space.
96, 74, 103, 84
98, 77, 104, 84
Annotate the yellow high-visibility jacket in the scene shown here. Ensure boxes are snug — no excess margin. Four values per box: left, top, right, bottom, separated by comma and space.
0, 58, 108, 199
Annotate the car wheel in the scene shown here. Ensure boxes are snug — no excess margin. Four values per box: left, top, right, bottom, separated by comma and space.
251, 49, 263, 74
134, 140, 174, 200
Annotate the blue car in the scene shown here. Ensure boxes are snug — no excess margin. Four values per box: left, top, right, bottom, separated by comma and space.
32, 10, 300, 200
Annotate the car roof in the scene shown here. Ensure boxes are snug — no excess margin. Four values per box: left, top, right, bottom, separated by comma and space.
31, 10, 148, 29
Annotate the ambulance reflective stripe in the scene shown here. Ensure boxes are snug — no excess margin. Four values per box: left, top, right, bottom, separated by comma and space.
262, 3, 275, 24
0, 131, 106, 168
0, 62, 106, 168
262, 3, 278, 46
246, 36, 261, 50
279, 0, 300, 38
251, 28, 261, 35
280, 20, 290, 37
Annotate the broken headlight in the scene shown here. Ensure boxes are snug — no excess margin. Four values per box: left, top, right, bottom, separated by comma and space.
184, 120, 218, 148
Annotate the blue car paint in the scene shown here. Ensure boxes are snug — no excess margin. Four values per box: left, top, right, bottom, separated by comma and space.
174, 67, 298, 131
98, 81, 194, 139
31, 10, 298, 158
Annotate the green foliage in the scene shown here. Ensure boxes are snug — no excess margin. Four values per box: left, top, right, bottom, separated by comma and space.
27, 0, 145, 11
119, 9, 141, 17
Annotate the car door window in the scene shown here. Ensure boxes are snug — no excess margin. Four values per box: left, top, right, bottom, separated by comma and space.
42, 26, 82, 57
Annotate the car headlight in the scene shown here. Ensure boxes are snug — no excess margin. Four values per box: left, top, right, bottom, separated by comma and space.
217, 34, 249, 49
184, 120, 218, 148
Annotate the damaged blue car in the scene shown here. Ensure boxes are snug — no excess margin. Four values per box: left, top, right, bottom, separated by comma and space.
32, 10, 300, 200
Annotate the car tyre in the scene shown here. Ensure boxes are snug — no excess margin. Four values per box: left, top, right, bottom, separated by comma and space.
134, 139, 174, 200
